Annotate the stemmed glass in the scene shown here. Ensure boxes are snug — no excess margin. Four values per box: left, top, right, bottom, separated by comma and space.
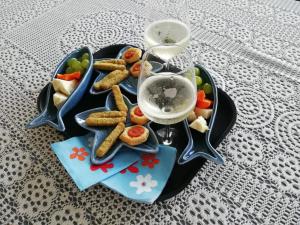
137, 44, 196, 145
144, 0, 190, 52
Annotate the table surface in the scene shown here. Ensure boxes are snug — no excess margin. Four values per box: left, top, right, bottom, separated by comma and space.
1, 0, 300, 224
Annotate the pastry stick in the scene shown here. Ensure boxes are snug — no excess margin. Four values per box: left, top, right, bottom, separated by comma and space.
88, 111, 127, 118
93, 70, 129, 90
93, 62, 126, 71
85, 117, 126, 126
96, 59, 126, 65
112, 85, 128, 112
96, 122, 125, 157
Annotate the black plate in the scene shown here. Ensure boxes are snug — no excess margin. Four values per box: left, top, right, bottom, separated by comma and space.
37, 44, 237, 201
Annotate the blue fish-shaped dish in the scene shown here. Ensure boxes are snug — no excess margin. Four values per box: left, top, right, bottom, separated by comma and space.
90, 46, 163, 96
26, 47, 94, 132
177, 65, 224, 165
75, 92, 159, 165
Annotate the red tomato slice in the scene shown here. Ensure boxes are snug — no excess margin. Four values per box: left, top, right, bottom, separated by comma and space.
128, 126, 145, 137
197, 90, 206, 101
124, 51, 135, 59
196, 99, 212, 109
134, 106, 143, 116
132, 63, 141, 72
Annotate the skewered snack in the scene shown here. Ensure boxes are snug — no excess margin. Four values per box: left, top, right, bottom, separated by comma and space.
112, 85, 128, 112
96, 122, 125, 157
122, 47, 142, 63
130, 106, 148, 125
85, 117, 126, 126
93, 62, 126, 71
93, 70, 129, 90
96, 59, 126, 65
89, 111, 127, 118
119, 125, 149, 146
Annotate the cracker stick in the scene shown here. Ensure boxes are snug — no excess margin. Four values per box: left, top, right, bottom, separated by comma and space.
96, 122, 125, 157
88, 111, 127, 118
85, 117, 126, 126
93, 62, 126, 71
96, 59, 126, 65
112, 85, 128, 112
93, 70, 129, 90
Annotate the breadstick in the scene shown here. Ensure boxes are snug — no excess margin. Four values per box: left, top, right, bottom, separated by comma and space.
93, 62, 126, 71
96, 59, 126, 65
112, 85, 128, 112
96, 122, 125, 157
88, 111, 127, 118
93, 70, 129, 90
85, 117, 126, 126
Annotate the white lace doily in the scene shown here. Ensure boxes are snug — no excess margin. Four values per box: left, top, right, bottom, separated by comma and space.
0, 0, 299, 224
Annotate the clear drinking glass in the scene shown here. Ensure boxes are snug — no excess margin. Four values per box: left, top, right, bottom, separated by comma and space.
144, 0, 190, 53
137, 44, 196, 145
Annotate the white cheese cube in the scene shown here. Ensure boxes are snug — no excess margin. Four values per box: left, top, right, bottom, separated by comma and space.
52, 79, 78, 96
189, 116, 209, 133
53, 92, 68, 108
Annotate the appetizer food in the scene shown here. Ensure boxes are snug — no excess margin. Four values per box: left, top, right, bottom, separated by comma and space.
96, 59, 126, 65
122, 47, 142, 63
189, 116, 209, 133
119, 125, 149, 146
53, 92, 68, 108
52, 52, 90, 109
130, 106, 149, 125
85, 117, 126, 126
96, 122, 125, 157
93, 62, 126, 71
112, 85, 128, 112
56, 71, 81, 81
52, 79, 78, 96
188, 68, 214, 133
65, 53, 90, 75
129, 61, 141, 77
93, 70, 129, 90
89, 111, 126, 118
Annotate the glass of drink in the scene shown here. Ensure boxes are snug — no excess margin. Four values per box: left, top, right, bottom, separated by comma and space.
144, 0, 190, 55
137, 44, 196, 145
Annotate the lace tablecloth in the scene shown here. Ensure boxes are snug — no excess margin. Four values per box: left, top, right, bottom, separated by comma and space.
0, 0, 300, 224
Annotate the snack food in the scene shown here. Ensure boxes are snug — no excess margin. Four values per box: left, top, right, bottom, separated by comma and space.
122, 47, 142, 63
53, 92, 68, 108
89, 111, 126, 118
96, 122, 125, 157
112, 85, 128, 112
129, 61, 141, 77
93, 62, 126, 71
119, 125, 149, 146
52, 79, 78, 96
93, 70, 129, 90
189, 116, 209, 133
96, 59, 126, 65
85, 117, 126, 126
130, 106, 148, 125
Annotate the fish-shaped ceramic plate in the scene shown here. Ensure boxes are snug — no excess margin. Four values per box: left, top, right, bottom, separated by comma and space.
177, 65, 224, 165
90, 46, 163, 96
75, 92, 159, 165
26, 47, 94, 132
